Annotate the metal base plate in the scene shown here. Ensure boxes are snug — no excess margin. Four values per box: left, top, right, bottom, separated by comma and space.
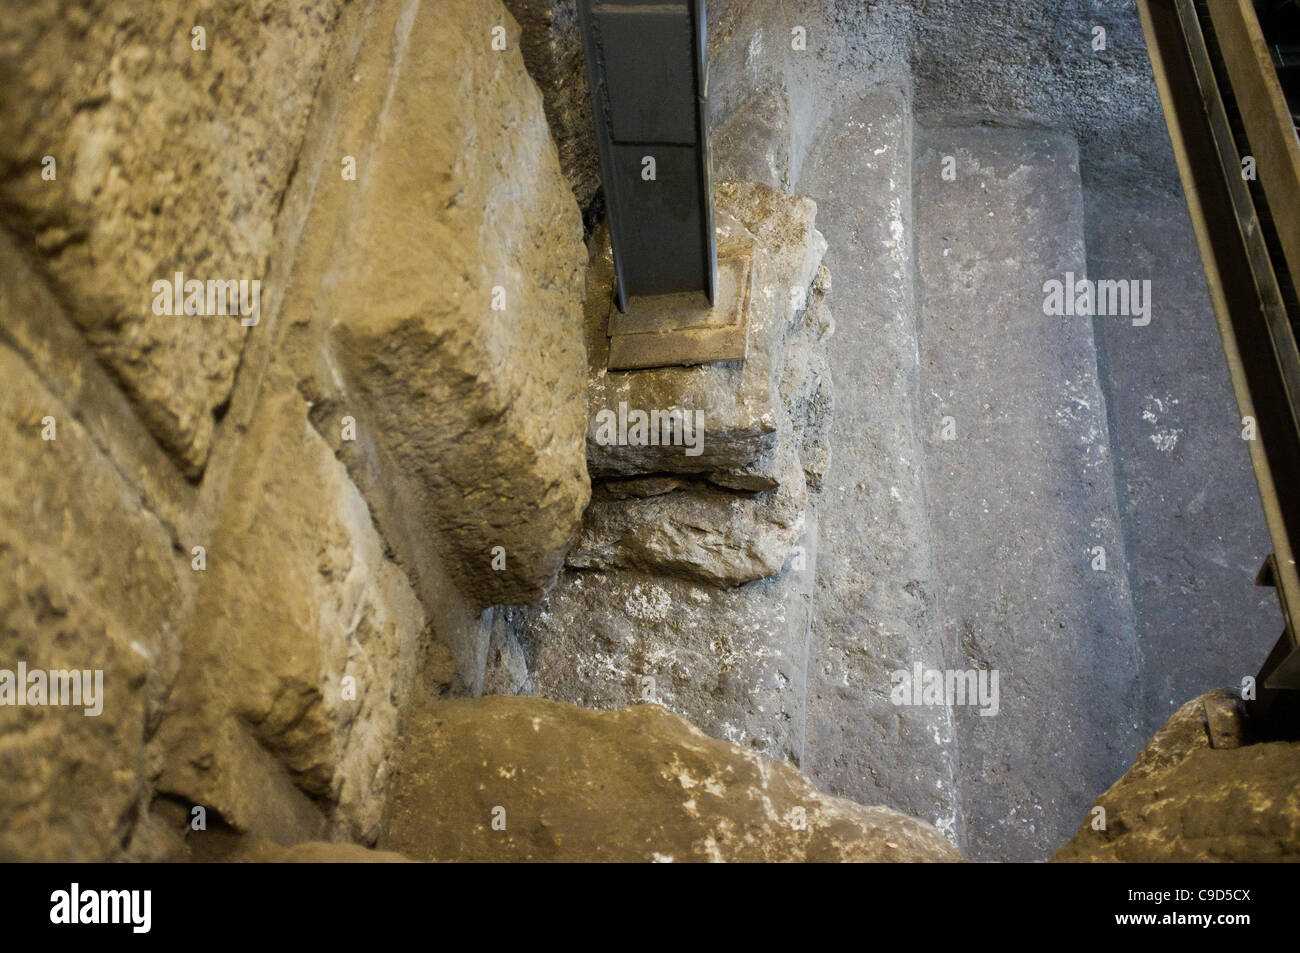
606, 245, 751, 370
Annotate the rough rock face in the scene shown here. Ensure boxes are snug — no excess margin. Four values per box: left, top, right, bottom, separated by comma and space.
154, 374, 424, 846
567, 455, 806, 588
0, 0, 344, 476
713, 86, 798, 191
0, 344, 179, 862
507, 181, 832, 762
501, 0, 601, 212
383, 696, 961, 862
911, 0, 1171, 188
1054, 692, 1300, 862
586, 183, 828, 480
777, 278, 834, 491
795, 88, 969, 848
1, 0, 594, 860
560, 182, 829, 591
281, 0, 590, 610
518, 550, 815, 761
0, 233, 196, 862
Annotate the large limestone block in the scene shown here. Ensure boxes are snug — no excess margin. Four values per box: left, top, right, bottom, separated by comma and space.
914, 125, 1140, 860
798, 88, 963, 853
1054, 692, 1300, 862
0, 348, 184, 861
156, 374, 424, 845
281, 0, 589, 610
383, 695, 961, 862
585, 182, 827, 480
0, 0, 344, 476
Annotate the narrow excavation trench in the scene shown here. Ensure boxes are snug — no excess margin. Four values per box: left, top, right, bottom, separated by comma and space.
2, 0, 1294, 874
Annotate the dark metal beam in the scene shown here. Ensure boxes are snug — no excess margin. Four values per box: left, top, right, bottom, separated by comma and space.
577, 0, 716, 313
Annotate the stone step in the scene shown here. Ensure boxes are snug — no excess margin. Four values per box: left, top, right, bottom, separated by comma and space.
797, 89, 964, 846
913, 124, 1143, 860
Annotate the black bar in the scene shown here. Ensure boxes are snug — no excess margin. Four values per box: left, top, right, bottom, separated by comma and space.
578, 0, 717, 311
0, 862, 1282, 939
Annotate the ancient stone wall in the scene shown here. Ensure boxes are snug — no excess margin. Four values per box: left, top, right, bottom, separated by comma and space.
0, 0, 589, 860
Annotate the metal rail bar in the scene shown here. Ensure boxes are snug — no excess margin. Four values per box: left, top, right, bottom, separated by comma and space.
1137, 0, 1300, 728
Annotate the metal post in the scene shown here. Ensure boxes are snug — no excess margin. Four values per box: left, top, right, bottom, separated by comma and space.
577, 0, 717, 313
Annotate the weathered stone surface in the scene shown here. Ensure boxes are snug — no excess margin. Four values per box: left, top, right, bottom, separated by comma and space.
518, 179, 833, 748
798, 88, 964, 849
481, 611, 534, 698
0, 236, 195, 863
911, 0, 1173, 189
1054, 692, 1300, 862
915, 125, 1141, 861
585, 183, 827, 481
0, 0, 344, 476
155, 373, 424, 846
519, 511, 814, 763
717, 286, 835, 493
707, 0, 915, 192
712, 86, 797, 191
602, 475, 690, 500
500, 0, 601, 213
568, 448, 806, 588
0, 235, 197, 529
0, 345, 183, 862
1083, 180, 1278, 736
515, 175, 833, 759
260, 0, 495, 693
278, 0, 590, 610
788, 358, 833, 492
383, 695, 961, 862
1, 0, 597, 862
